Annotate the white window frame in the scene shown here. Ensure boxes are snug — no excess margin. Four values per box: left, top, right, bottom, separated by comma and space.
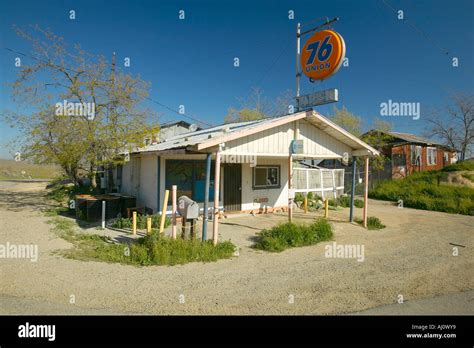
411, 145, 422, 165
253, 165, 280, 189
427, 147, 437, 166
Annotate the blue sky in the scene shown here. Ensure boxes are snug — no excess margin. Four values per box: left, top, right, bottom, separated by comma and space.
1, 0, 473, 159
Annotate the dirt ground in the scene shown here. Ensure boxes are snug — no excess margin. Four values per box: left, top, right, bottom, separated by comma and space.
0, 181, 473, 315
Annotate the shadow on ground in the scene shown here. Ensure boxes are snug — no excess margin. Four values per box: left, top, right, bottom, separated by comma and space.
0, 186, 56, 212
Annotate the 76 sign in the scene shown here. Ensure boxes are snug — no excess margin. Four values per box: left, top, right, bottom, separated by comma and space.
300, 29, 346, 81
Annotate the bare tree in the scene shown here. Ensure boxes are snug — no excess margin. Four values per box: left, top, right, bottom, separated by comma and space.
224, 87, 294, 123
425, 93, 473, 160
4, 25, 158, 186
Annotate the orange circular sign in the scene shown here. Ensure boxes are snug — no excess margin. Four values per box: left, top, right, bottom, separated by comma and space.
300, 29, 346, 81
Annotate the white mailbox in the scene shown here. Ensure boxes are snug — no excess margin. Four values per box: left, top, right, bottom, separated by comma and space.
177, 195, 199, 220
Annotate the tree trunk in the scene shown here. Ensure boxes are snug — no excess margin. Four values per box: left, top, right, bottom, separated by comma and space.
63, 164, 78, 185
89, 164, 97, 189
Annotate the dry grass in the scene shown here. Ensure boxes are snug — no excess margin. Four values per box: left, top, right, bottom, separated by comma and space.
0, 159, 61, 180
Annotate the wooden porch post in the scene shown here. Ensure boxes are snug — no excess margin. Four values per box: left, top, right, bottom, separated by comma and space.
363, 156, 369, 228
349, 156, 357, 222
288, 154, 293, 223
202, 153, 212, 241
288, 121, 298, 223
171, 185, 177, 239
212, 149, 221, 245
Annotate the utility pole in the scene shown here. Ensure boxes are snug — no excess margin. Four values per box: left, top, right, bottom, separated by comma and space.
296, 22, 301, 113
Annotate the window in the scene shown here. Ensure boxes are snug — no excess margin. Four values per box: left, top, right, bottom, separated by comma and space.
410, 145, 422, 165
392, 153, 406, 167
165, 160, 215, 201
253, 165, 280, 189
427, 147, 437, 166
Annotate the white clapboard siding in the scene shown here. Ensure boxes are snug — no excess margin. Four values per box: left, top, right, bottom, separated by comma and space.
221, 119, 352, 157
298, 119, 352, 157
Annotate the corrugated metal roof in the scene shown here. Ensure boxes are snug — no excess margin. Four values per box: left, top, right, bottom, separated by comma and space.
388, 132, 437, 145
132, 110, 379, 156
134, 118, 280, 153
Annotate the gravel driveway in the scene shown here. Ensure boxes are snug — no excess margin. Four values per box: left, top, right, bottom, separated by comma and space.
0, 181, 473, 315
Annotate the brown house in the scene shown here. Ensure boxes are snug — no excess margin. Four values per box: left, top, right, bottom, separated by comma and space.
363, 130, 458, 179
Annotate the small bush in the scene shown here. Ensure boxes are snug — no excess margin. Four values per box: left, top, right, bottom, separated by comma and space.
306, 192, 322, 201
46, 179, 92, 204
111, 214, 171, 230
354, 216, 386, 230
49, 216, 235, 266
327, 195, 364, 208
254, 218, 333, 252
294, 192, 305, 204
61, 231, 235, 266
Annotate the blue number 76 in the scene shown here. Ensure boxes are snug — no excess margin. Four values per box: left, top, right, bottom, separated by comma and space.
305, 35, 333, 65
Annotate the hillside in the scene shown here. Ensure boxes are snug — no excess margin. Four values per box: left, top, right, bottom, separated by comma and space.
0, 159, 62, 180
369, 161, 474, 216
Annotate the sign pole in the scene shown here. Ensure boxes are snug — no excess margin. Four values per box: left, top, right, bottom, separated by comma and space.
295, 17, 343, 111
296, 22, 301, 113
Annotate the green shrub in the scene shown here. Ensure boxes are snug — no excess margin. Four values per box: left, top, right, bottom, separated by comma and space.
442, 161, 474, 172
338, 196, 351, 207
58, 227, 236, 266
369, 169, 474, 216
46, 179, 92, 204
294, 192, 305, 204
111, 214, 171, 230
306, 192, 322, 201
254, 218, 333, 252
326, 195, 364, 208
354, 216, 386, 230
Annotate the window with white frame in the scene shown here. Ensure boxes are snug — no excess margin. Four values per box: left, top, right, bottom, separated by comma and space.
410, 145, 422, 165
253, 165, 280, 189
427, 147, 437, 165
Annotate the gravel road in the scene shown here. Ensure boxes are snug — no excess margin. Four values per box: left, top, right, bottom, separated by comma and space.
0, 181, 473, 315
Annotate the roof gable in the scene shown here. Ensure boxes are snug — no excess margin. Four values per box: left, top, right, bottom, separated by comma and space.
137, 110, 380, 157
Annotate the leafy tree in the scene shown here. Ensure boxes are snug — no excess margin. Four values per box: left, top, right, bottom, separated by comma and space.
330, 106, 362, 137
4, 25, 158, 186
360, 121, 395, 172
330, 107, 393, 172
